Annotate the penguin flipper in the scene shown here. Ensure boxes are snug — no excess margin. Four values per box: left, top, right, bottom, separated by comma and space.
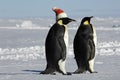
58, 37, 66, 60
87, 39, 97, 73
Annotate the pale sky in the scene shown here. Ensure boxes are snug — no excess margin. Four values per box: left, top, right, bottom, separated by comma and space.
0, 0, 120, 18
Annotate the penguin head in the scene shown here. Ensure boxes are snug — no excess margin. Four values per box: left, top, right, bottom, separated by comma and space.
57, 18, 76, 25
81, 16, 93, 25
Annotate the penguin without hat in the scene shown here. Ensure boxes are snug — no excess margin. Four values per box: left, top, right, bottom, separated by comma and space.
73, 16, 97, 74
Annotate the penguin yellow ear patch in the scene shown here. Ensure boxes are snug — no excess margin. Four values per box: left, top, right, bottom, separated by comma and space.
84, 20, 89, 25
58, 20, 63, 25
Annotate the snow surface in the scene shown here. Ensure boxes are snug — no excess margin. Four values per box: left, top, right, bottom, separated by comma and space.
0, 17, 120, 80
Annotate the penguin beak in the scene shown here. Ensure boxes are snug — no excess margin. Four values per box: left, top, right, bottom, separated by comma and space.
69, 18, 76, 22
90, 16, 94, 18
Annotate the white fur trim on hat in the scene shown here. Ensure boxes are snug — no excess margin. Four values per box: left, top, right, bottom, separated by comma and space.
57, 13, 68, 20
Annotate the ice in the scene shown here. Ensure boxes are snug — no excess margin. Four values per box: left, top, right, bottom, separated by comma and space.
21, 21, 33, 28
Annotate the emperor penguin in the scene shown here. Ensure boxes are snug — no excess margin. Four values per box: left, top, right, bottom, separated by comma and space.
41, 18, 75, 75
73, 16, 97, 74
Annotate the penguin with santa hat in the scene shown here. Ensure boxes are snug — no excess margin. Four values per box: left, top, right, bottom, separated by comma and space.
41, 7, 75, 75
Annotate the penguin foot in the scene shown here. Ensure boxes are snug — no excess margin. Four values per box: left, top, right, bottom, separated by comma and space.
62, 72, 72, 75
40, 71, 48, 74
90, 71, 98, 74
66, 72, 72, 75
73, 71, 86, 74
50, 72, 56, 75
40, 71, 56, 75
40, 71, 46, 74
73, 69, 86, 74
40, 69, 56, 75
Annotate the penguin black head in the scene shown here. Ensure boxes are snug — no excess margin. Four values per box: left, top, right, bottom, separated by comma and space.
57, 17, 76, 25
81, 16, 93, 25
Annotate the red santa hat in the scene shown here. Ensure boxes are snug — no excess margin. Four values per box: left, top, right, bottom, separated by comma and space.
52, 7, 68, 20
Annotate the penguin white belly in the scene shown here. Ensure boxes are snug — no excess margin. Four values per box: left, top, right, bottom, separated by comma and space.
92, 26, 97, 47
64, 25, 68, 48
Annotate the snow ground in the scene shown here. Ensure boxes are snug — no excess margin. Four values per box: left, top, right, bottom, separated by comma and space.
0, 56, 120, 80
0, 17, 120, 80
